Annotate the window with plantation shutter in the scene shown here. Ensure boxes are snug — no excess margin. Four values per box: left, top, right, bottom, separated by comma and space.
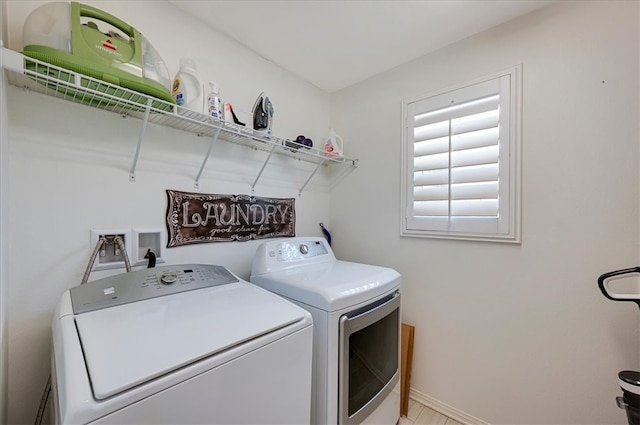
401, 66, 521, 242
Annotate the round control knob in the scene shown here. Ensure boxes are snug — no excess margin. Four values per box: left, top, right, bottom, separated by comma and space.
160, 271, 178, 284
299, 244, 309, 255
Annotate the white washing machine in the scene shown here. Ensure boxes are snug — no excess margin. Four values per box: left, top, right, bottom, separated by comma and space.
250, 238, 401, 425
51, 264, 313, 424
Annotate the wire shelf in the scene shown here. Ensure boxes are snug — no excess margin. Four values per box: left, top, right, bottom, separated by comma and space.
2, 48, 357, 192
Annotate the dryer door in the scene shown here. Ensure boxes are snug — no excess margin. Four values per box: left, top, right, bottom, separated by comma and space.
338, 291, 400, 425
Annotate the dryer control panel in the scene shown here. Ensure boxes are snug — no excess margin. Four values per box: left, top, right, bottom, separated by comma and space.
251, 237, 337, 275
275, 240, 329, 262
70, 264, 238, 314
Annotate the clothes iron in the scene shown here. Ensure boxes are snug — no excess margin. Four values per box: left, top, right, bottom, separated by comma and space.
21, 2, 174, 111
251, 92, 274, 134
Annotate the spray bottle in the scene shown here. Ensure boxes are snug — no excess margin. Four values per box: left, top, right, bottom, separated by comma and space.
207, 81, 224, 122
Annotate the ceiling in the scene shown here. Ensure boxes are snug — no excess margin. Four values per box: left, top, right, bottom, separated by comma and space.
169, 0, 554, 93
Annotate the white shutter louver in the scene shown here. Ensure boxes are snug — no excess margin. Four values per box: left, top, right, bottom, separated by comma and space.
402, 67, 521, 242
412, 94, 500, 219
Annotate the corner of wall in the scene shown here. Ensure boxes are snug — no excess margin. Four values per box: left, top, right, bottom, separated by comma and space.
0, 1, 10, 423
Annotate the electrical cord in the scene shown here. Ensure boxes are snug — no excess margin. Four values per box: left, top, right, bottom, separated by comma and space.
320, 222, 332, 246
33, 375, 51, 425
35, 236, 132, 424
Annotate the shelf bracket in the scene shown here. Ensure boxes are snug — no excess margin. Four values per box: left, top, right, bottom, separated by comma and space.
194, 126, 222, 189
129, 98, 153, 182
250, 143, 278, 193
299, 158, 328, 196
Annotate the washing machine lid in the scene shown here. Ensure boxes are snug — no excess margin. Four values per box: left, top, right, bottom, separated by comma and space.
74, 281, 307, 400
251, 260, 400, 311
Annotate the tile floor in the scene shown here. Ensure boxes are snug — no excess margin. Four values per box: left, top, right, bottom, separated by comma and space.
399, 399, 463, 425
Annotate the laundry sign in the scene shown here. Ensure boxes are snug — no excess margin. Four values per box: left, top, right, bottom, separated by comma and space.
166, 190, 295, 247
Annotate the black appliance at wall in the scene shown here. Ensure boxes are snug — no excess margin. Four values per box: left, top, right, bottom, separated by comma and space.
599, 267, 640, 425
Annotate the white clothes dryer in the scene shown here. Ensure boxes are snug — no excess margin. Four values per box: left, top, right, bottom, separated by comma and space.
51, 264, 313, 425
250, 238, 401, 425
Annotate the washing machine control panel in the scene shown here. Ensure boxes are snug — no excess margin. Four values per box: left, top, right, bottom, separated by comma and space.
70, 264, 239, 314
274, 240, 329, 262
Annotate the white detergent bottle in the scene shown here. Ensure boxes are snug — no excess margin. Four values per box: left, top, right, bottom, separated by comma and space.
206, 81, 224, 121
171, 58, 205, 114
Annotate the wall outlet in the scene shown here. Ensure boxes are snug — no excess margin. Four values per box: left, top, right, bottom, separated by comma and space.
90, 229, 133, 271
132, 228, 165, 267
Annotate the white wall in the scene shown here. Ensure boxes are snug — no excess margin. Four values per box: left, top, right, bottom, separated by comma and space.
4, 1, 334, 424
330, 1, 639, 424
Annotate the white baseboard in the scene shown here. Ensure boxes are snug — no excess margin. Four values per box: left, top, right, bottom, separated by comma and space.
409, 388, 491, 425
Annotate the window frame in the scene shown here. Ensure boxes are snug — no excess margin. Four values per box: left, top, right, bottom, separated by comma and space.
400, 66, 522, 243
